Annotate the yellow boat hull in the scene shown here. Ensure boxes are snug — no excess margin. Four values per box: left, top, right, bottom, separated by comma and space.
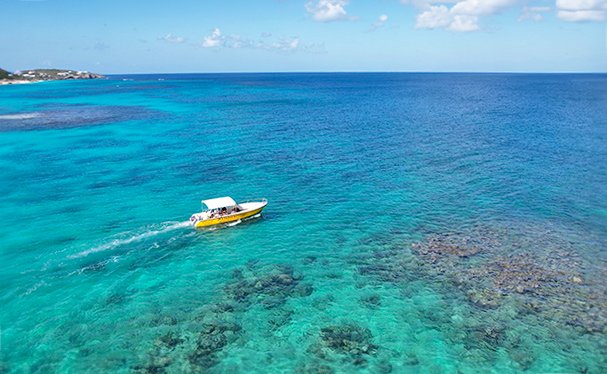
194, 206, 265, 228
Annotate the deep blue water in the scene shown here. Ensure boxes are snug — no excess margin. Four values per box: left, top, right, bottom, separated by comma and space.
0, 73, 606, 373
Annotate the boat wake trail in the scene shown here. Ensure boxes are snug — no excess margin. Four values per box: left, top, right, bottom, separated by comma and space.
69, 221, 192, 259
0, 112, 41, 120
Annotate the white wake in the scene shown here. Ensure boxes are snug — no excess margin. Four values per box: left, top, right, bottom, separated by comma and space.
69, 221, 192, 259
0, 113, 40, 120
226, 219, 242, 227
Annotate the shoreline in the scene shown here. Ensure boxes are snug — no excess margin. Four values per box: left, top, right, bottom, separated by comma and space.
0, 80, 42, 85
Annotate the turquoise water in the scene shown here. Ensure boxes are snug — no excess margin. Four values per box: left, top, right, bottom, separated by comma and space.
1, 73, 606, 373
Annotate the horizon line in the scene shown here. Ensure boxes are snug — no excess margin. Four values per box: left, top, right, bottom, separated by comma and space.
104, 70, 607, 75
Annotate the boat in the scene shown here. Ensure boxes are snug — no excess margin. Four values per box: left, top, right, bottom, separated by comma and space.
189, 196, 268, 228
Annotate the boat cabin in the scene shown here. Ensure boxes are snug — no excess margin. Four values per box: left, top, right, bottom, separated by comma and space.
200, 196, 242, 218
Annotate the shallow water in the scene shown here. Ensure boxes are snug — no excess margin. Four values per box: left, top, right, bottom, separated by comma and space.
1, 73, 606, 373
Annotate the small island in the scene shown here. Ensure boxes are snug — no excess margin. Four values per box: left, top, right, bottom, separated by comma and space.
0, 68, 104, 85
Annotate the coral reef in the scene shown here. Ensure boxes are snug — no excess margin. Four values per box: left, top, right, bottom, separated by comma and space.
356, 223, 607, 335
307, 323, 378, 368
319, 324, 377, 357
134, 262, 315, 372
360, 293, 381, 309
130, 222, 605, 372
223, 263, 308, 308
188, 322, 242, 369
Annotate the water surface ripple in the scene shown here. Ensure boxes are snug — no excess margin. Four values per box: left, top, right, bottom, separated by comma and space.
0, 73, 606, 373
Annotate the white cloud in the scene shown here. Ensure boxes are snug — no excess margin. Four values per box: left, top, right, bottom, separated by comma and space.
556, 0, 607, 21
288, 38, 301, 50
416, 5, 452, 29
268, 37, 301, 51
159, 33, 186, 44
305, 0, 349, 22
449, 14, 480, 30
519, 6, 551, 21
450, 0, 517, 15
415, 5, 482, 31
202, 28, 222, 48
370, 14, 389, 30
200, 28, 320, 53
408, 0, 605, 29
413, 0, 517, 31
557, 9, 605, 19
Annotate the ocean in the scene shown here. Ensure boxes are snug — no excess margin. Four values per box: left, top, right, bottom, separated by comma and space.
0, 73, 606, 373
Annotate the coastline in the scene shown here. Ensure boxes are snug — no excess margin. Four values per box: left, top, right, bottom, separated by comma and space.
0, 69, 104, 86
0, 80, 42, 85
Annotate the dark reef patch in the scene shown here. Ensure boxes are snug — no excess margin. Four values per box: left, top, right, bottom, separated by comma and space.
0, 104, 162, 132
154, 332, 184, 351
302, 256, 318, 265
306, 323, 379, 368
319, 324, 377, 357
223, 263, 307, 308
133, 262, 314, 372
354, 222, 607, 336
150, 315, 179, 327
360, 293, 381, 309
188, 322, 243, 369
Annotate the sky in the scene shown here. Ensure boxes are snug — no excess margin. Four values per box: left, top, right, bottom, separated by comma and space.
1, 0, 606, 73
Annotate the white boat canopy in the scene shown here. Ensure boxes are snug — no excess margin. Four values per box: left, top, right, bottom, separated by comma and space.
201, 196, 237, 210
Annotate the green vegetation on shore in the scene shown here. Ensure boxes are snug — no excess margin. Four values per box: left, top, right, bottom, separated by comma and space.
0, 68, 103, 83
0, 68, 11, 80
